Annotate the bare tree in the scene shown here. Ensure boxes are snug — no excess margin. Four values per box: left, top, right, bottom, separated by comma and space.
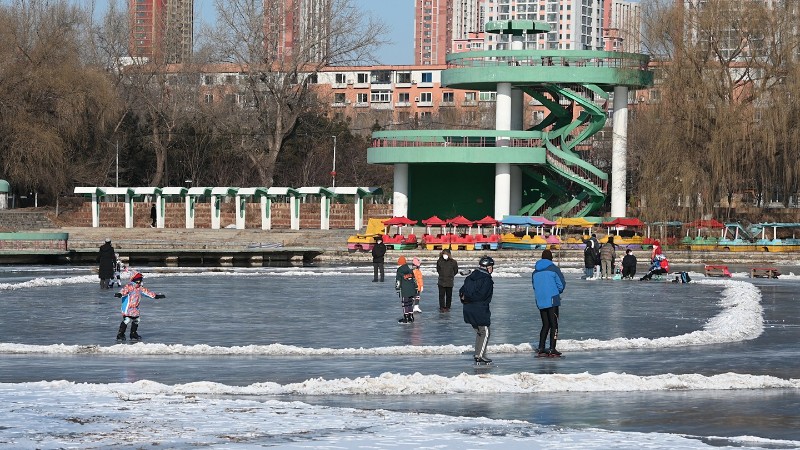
631, 0, 800, 221
206, 0, 388, 187
0, 0, 119, 200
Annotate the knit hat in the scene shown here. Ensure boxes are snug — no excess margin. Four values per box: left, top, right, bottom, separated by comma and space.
412, 257, 421, 266
541, 249, 553, 260
398, 256, 407, 265
130, 272, 143, 283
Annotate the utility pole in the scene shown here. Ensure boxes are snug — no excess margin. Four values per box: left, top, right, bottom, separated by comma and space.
332, 136, 337, 188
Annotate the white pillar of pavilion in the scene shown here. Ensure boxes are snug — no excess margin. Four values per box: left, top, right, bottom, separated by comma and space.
494, 82, 512, 220
611, 86, 629, 217
185, 187, 211, 229
74, 187, 106, 228
161, 187, 187, 229
210, 187, 238, 230
393, 163, 409, 218
267, 187, 300, 230
235, 188, 268, 230
105, 187, 135, 228
297, 187, 334, 230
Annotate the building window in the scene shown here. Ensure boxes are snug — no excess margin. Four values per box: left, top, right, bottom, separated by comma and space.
396, 72, 411, 83
442, 92, 454, 103
357, 93, 368, 103
420, 92, 432, 102
357, 73, 369, 84
204, 94, 213, 104
421, 72, 433, 83
370, 90, 391, 102
334, 92, 346, 103
479, 91, 496, 101
335, 73, 346, 84
465, 92, 476, 102
398, 92, 410, 103
203, 75, 214, 85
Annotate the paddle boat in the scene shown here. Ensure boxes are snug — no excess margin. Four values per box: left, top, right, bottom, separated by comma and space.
381, 216, 420, 250
682, 219, 725, 251
751, 222, 800, 252
716, 222, 757, 252
446, 215, 476, 251
499, 215, 555, 250
472, 215, 501, 250
346, 218, 387, 252
600, 217, 645, 249
420, 215, 449, 250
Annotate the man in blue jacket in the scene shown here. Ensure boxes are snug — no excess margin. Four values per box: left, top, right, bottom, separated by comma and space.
460, 256, 495, 364
532, 249, 566, 356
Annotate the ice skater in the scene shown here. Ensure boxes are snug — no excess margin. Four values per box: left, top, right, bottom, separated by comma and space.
532, 249, 566, 357
108, 253, 126, 288
460, 256, 495, 364
114, 272, 165, 341
395, 256, 418, 323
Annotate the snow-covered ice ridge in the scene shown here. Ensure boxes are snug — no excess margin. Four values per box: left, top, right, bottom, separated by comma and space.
1, 382, 796, 449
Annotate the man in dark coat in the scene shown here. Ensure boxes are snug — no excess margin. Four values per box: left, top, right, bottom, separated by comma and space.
97, 239, 116, 289
459, 256, 495, 364
435, 248, 459, 312
371, 237, 387, 282
150, 204, 157, 228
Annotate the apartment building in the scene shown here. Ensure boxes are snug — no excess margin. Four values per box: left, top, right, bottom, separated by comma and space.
129, 0, 193, 64
267, 0, 332, 63
603, 0, 641, 53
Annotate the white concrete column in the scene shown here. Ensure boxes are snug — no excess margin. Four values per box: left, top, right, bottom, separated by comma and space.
354, 197, 364, 230
261, 196, 271, 230
235, 195, 246, 229
91, 194, 100, 228
511, 37, 524, 131
495, 82, 512, 219
393, 163, 409, 217
211, 194, 221, 229
611, 86, 629, 218
124, 194, 133, 228
185, 196, 195, 229
290, 195, 299, 230
320, 195, 330, 230
156, 195, 164, 228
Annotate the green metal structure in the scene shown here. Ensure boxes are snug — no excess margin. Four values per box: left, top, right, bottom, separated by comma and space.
368, 20, 653, 219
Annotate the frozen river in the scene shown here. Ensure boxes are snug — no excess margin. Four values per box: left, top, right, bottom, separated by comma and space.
0, 261, 798, 449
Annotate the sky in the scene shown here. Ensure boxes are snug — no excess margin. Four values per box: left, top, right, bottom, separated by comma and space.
194, 0, 416, 65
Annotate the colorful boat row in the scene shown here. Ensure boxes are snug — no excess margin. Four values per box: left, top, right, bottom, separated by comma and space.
348, 216, 800, 253
347, 215, 650, 252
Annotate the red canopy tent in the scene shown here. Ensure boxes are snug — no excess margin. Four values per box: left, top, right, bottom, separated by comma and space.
383, 216, 418, 226
603, 218, 644, 227
447, 215, 474, 226
421, 215, 447, 226
474, 215, 498, 226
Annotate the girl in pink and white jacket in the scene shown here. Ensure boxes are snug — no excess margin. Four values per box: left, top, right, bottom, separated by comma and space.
114, 272, 165, 341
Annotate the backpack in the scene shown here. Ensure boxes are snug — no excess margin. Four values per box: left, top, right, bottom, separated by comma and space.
680, 271, 691, 283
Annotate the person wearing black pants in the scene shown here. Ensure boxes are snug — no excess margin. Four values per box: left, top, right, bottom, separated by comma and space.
436, 249, 459, 312
532, 250, 566, 356
371, 237, 387, 282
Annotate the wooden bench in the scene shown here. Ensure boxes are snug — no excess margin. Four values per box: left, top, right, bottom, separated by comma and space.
704, 265, 732, 277
750, 267, 780, 279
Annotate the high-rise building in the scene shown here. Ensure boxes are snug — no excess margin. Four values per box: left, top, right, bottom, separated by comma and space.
266, 0, 331, 63
415, 0, 483, 65
484, 0, 604, 51
603, 0, 641, 53
129, 0, 193, 64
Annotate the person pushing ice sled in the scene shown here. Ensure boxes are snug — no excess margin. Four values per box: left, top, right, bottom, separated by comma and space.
114, 272, 165, 341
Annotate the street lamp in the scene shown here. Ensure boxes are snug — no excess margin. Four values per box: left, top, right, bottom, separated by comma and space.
115, 140, 119, 188
331, 135, 337, 188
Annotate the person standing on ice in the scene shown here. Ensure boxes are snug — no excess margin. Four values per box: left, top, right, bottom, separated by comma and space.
97, 238, 115, 289
459, 256, 495, 364
532, 249, 566, 357
395, 256, 417, 323
114, 272, 165, 341
371, 237, 387, 282
435, 249, 459, 312
412, 257, 424, 313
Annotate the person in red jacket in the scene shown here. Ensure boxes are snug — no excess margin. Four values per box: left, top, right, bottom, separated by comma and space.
114, 272, 165, 341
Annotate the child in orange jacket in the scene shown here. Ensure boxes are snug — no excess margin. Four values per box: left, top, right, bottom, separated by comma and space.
412, 257, 424, 313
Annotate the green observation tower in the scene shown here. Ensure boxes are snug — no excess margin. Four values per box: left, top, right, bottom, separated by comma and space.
368, 20, 653, 220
